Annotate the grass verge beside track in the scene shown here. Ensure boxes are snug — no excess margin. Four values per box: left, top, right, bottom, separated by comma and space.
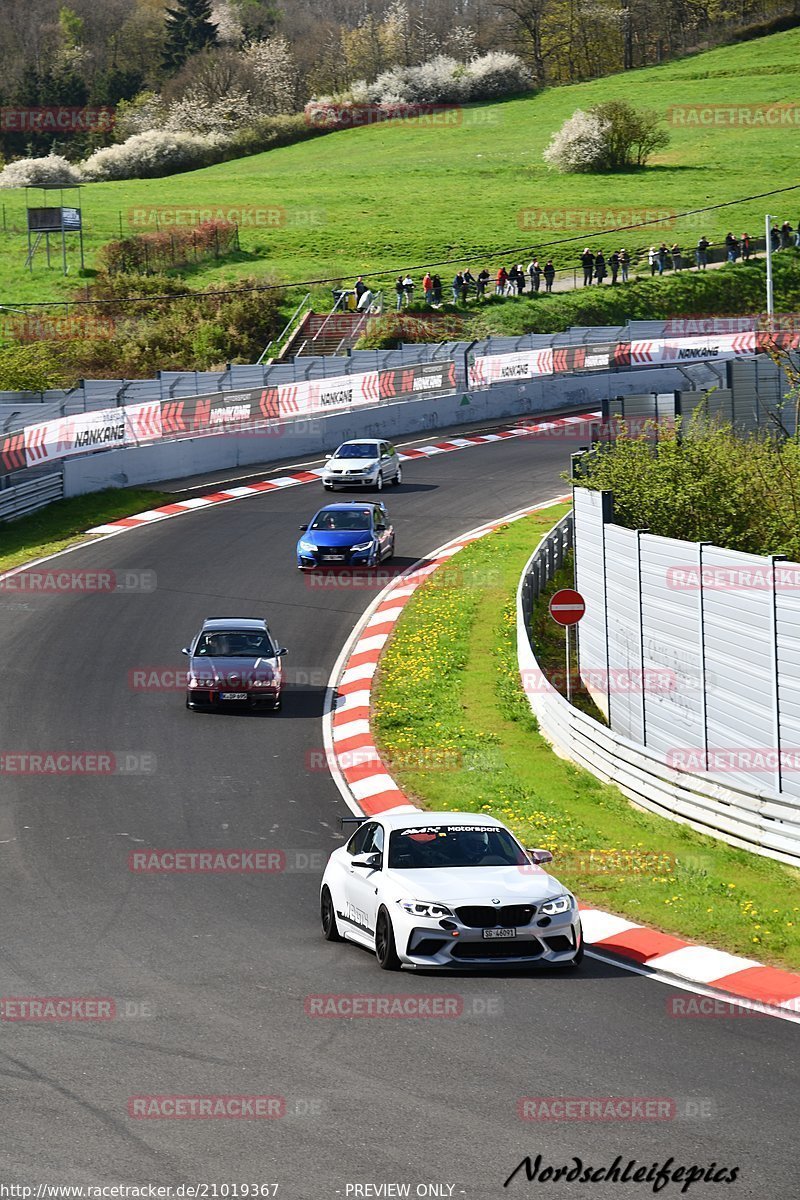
0, 488, 174, 574
372, 505, 800, 970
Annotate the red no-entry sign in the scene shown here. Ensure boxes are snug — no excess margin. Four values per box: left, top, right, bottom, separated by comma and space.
549, 588, 586, 626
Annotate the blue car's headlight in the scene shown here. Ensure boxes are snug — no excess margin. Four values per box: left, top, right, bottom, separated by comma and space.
350, 540, 374, 553
298, 540, 317, 553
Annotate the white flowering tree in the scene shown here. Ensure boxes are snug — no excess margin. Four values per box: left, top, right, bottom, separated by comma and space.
243, 37, 300, 115
0, 154, 82, 188
542, 108, 610, 172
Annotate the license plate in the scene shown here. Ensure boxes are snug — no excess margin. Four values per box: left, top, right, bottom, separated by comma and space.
483, 927, 516, 940
220, 692, 248, 700
322, 554, 345, 562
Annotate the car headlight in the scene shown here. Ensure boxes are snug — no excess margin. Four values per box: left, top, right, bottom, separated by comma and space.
397, 899, 453, 918
298, 540, 317, 553
350, 540, 374, 552
541, 894, 572, 915
189, 676, 214, 687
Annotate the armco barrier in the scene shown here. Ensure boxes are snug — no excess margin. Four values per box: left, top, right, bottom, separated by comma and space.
0, 471, 63, 520
517, 513, 800, 867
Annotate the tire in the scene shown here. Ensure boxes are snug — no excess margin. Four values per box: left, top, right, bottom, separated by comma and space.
392, 465, 402, 486
374, 473, 383, 492
323, 483, 333, 491
185, 694, 196, 710
375, 907, 401, 970
321, 886, 343, 942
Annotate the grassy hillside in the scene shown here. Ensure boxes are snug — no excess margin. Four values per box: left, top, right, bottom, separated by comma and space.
1, 28, 799, 306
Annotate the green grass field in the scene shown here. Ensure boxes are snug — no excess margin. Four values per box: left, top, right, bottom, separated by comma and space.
1, 29, 800, 307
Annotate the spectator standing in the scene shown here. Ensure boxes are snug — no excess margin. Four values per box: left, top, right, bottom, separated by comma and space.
741, 233, 751, 261
580, 248, 594, 286
395, 276, 405, 310
609, 250, 620, 285
657, 242, 669, 274
781, 221, 794, 249
671, 243, 682, 271
402, 274, 414, 304
476, 269, 490, 298
648, 245, 657, 276
431, 274, 442, 305
530, 259, 542, 292
620, 248, 630, 282
725, 232, 738, 263
354, 276, 368, 303
516, 263, 526, 294
496, 266, 507, 295
795, 223, 800, 249
594, 251, 607, 285
452, 272, 464, 304
543, 260, 555, 292
770, 225, 781, 252
695, 236, 710, 270
422, 272, 433, 304
462, 269, 475, 302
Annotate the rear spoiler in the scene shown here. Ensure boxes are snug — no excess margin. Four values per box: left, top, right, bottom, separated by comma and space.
339, 816, 367, 828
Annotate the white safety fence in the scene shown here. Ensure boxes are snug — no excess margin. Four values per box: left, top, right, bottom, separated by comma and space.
517, 513, 800, 867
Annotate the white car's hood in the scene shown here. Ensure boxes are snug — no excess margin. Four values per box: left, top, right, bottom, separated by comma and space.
385, 865, 564, 905
328, 457, 378, 472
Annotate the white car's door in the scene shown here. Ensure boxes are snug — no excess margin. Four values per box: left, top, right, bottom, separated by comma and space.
342, 821, 384, 943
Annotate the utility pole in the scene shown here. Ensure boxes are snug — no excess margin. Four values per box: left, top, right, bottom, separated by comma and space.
765, 212, 775, 331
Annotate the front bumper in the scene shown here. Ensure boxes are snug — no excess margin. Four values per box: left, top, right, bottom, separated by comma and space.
397, 908, 582, 968
323, 471, 378, 488
186, 685, 281, 707
297, 546, 376, 569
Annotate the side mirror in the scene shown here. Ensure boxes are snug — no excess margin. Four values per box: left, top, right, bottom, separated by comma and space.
527, 848, 553, 865
277, 647, 288, 657
299, 523, 309, 532
181, 647, 190, 656
351, 853, 381, 871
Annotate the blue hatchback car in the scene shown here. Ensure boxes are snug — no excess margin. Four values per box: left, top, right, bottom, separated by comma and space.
297, 502, 395, 569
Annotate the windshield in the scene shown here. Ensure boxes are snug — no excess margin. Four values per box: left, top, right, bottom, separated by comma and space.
334, 443, 379, 459
194, 631, 275, 658
387, 825, 529, 869
310, 509, 372, 532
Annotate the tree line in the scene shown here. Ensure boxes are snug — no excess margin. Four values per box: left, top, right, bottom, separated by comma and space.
1, 0, 798, 164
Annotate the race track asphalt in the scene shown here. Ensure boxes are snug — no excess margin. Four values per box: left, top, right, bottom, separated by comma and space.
0, 429, 796, 1198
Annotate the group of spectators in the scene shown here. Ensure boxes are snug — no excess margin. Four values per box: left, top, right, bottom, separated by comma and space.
579, 248, 631, 285
391, 260, 559, 308
361, 220, 800, 312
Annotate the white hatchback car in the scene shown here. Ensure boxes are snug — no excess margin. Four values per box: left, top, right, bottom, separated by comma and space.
322, 439, 402, 492
320, 810, 583, 970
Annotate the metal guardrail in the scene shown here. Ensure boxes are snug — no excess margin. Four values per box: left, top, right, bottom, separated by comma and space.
516, 510, 800, 867
257, 292, 312, 364
0, 470, 63, 522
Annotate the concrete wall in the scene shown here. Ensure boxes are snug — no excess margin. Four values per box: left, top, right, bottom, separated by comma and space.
63, 366, 687, 497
